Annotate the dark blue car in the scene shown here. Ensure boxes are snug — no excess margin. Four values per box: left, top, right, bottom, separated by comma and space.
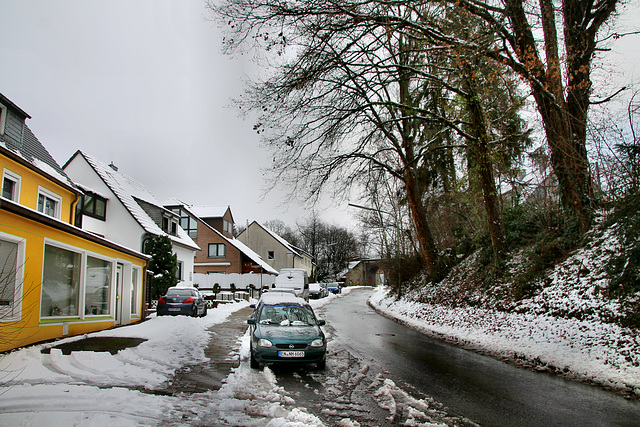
156, 287, 208, 317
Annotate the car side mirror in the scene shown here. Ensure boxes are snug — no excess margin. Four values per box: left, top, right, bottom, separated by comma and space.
247, 318, 256, 325
317, 320, 326, 326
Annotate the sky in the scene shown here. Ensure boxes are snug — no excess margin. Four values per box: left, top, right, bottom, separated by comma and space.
1, 1, 639, 233
0, 0, 356, 230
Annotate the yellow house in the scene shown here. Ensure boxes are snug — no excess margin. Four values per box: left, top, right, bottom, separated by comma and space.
0, 93, 149, 353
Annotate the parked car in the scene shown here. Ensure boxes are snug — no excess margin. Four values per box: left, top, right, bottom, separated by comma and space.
274, 268, 310, 301
327, 282, 342, 294
247, 294, 326, 370
309, 283, 323, 299
156, 287, 208, 317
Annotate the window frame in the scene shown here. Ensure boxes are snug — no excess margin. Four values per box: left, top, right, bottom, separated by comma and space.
208, 243, 226, 258
268, 251, 275, 260
176, 260, 183, 280
84, 254, 114, 316
0, 232, 26, 322
131, 267, 141, 316
81, 192, 107, 221
37, 186, 62, 219
41, 240, 119, 320
2, 168, 21, 203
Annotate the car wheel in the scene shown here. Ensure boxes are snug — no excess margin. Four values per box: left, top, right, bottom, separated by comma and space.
202, 305, 208, 317
192, 306, 198, 317
250, 349, 260, 369
317, 359, 326, 370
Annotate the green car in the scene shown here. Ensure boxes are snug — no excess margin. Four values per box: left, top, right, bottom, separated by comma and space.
248, 294, 327, 370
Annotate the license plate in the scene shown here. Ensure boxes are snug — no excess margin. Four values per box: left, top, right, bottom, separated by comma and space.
279, 351, 304, 358
168, 307, 181, 312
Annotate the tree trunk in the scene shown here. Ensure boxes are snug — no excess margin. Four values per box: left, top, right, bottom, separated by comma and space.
463, 69, 507, 259
504, 0, 597, 233
404, 168, 439, 273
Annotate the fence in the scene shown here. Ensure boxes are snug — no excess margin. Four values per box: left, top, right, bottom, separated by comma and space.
193, 272, 276, 291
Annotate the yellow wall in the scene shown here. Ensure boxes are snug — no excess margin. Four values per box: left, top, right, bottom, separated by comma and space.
1, 155, 76, 223
0, 210, 147, 352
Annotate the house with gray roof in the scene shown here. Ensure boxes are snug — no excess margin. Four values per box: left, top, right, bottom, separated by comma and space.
63, 151, 199, 287
237, 221, 314, 277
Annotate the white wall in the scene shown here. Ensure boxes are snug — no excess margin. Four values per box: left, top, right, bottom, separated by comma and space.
64, 155, 146, 251
174, 244, 196, 287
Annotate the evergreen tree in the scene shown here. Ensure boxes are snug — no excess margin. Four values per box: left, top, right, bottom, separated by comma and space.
146, 235, 178, 298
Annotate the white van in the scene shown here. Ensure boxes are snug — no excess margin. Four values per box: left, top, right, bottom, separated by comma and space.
275, 268, 309, 301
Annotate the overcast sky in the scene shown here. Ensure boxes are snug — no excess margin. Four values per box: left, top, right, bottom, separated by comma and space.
1, 1, 639, 233
0, 0, 356, 230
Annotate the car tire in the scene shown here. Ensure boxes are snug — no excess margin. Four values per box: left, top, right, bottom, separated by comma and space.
317, 360, 326, 370
192, 306, 198, 317
202, 306, 208, 317
250, 349, 260, 369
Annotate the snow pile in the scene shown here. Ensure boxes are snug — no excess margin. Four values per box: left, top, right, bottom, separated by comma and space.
0, 302, 249, 425
370, 286, 640, 397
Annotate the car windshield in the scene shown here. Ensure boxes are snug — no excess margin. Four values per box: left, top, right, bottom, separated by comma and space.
167, 289, 193, 297
258, 304, 316, 326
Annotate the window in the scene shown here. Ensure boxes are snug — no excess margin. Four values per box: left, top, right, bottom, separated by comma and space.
85, 256, 112, 315
0, 234, 25, 320
41, 244, 81, 317
162, 217, 169, 232
208, 243, 226, 258
223, 220, 233, 235
171, 208, 197, 239
37, 187, 62, 219
268, 251, 275, 260
82, 193, 107, 220
131, 267, 140, 315
176, 261, 183, 280
2, 169, 20, 202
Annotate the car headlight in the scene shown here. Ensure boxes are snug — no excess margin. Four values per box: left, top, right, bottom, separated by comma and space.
310, 339, 324, 348
257, 339, 273, 347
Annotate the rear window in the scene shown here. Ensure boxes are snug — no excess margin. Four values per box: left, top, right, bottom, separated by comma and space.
167, 289, 194, 297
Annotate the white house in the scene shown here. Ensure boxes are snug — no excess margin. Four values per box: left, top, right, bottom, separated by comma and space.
63, 151, 200, 287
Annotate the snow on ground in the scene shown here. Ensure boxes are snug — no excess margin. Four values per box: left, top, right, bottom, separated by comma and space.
1, 280, 637, 426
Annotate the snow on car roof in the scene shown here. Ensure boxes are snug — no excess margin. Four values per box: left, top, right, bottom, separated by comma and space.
259, 293, 307, 305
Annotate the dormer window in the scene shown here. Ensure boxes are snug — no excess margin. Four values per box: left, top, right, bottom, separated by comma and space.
161, 215, 179, 236
81, 192, 107, 221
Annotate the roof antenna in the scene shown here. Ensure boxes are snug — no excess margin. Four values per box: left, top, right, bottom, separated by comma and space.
108, 161, 118, 172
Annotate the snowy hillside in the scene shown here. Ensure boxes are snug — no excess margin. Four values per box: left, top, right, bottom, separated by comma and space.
369, 219, 640, 397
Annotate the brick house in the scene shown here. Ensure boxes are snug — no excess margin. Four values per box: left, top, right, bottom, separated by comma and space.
163, 200, 278, 276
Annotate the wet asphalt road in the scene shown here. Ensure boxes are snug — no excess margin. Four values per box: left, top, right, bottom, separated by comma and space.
324, 288, 640, 426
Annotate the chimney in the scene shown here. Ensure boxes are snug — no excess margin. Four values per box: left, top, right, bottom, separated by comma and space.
108, 161, 118, 171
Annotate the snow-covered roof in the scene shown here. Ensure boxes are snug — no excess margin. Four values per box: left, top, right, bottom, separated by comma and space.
0, 93, 76, 191
76, 151, 199, 251
227, 237, 278, 275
